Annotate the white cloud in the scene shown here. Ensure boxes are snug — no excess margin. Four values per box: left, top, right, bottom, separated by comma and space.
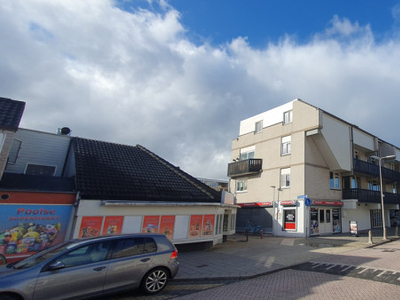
1, 0, 400, 179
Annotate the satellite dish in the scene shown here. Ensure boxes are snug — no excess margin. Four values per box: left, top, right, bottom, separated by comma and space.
60, 127, 71, 135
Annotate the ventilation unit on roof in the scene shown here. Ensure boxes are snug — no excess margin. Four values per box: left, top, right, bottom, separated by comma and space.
57, 127, 71, 135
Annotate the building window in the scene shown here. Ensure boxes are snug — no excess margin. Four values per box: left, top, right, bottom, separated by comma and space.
25, 164, 56, 176
255, 121, 263, 133
236, 180, 247, 192
368, 181, 380, 191
283, 110, 293, 124
240, 150, 255, 160
281, 136, 291, 155
280, 168, 290, 188
330, 172, 340, 189
7, 139, 22, 164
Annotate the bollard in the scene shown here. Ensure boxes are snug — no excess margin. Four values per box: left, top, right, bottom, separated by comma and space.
368, 230, 373, 244
245, 229, 249, 242
396, 226, 399, 238
260, 229, 263, 239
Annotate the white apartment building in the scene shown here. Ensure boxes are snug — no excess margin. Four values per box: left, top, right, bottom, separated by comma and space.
228, 99, 400, 237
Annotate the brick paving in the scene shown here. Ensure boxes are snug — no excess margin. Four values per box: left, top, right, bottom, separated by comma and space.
176, 228, 399, 281
171, 229, 400, 299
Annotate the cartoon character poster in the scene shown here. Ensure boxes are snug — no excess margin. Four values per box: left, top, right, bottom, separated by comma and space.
102, 216, 123, 235
0, 204, 73, 260
159, 216, 175, 239
142, 216, 160, 233
189, 215, 203, 238
79, 216, 103, 238
202, 215, 215, 236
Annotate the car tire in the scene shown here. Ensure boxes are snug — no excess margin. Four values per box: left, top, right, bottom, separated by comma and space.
0, 293, 22, 300
141, 267, 169, 294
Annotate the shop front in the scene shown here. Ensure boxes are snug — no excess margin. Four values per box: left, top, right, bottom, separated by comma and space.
73, 200, 238, 247
236, 202, 274, 233
310, 201, 343, 235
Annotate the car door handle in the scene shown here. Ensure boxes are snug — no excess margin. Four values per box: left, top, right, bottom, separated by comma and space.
141, 258, 151, 262
93, 266, 106, 272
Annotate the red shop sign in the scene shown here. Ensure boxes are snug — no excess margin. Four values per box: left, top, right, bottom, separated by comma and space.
312, 201, 344, 206
238, 202, 273, 207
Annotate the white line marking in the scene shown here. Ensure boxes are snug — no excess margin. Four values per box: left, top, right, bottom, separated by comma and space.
326, 264, 337, 270
358, 268, 369, 274
377, 271, 386, 277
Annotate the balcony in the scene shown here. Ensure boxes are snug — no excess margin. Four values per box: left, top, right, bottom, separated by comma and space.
353, 158, 400, 181
343, 188, 400, 205
227, 159, 263, 178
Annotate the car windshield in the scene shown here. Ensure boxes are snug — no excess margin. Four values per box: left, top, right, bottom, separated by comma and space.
11, 241, 81, 269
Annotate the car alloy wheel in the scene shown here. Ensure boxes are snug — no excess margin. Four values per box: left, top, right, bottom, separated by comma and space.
141, 268, 169, 294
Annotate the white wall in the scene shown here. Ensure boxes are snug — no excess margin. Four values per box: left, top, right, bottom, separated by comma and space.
239, 101, 293, 136
321, 114, 352, 171
74, 200, 236, 245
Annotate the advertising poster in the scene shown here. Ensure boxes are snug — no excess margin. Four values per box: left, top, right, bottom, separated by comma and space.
0, 204, 73, 261
102, 216, 124, 235
79, 216, 103, 238
189, 215, 203, 238
142, 215, 160, 233
159, 215, 175, 239
202, 214, 215, 236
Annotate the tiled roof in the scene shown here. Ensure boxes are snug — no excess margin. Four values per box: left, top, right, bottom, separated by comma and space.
0, 97, 26, 131
72, 137, 221, 202
0, 173, 75, 192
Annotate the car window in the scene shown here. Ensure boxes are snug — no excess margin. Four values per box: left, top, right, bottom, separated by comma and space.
52, 241, 110, 268
111, 238, 156, 259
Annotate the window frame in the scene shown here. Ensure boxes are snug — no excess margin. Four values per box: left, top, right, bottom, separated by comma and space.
281, 135, 291, 156
330, 172, 340, 190
7, 139, 22, 164
236, 179, 248, 192
255, 120, 263, 133
283, 110, 293, 124
280, 168, 290, 188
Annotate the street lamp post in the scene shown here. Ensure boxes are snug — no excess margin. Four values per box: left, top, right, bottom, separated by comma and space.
378, 154, 396, 240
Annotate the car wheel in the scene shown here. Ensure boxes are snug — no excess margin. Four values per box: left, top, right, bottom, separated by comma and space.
141, 268, 169, 294
0, 293, 22, 300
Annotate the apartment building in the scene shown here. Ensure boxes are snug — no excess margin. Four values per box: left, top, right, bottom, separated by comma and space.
228, 99, 400, 237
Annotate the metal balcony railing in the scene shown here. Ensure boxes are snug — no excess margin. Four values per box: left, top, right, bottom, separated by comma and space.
343, 188, 400, 205
227, 159, 262, 178
353, 158, 400, 181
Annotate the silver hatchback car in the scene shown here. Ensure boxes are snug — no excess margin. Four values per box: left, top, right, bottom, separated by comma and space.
0, 234, 179, 300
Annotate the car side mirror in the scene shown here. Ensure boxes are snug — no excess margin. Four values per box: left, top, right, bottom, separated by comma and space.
47, 261, 65, 271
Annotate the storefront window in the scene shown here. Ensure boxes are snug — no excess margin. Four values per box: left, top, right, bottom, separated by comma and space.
332, 209, 341, 233
310, 208, 319, 235
284, 209, 296, 230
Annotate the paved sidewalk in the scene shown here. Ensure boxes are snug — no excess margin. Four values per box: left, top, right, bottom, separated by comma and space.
175, 228, 400, 281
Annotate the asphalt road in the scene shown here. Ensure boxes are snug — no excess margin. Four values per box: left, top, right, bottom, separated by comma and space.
98, 238, 400, 299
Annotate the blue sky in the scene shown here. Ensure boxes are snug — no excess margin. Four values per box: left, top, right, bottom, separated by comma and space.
124, 0, 400, 46
2, 0, 400, 179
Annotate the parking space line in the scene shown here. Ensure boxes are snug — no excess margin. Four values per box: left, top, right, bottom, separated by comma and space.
341, 266, 353, 272
326, 264, 337, 270
377, 270, 386, 277
358, 268, 369, 274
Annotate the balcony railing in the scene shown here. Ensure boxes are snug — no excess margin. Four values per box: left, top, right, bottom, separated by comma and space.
353, 158, 400, 181
343, 188, 400, 205
227, 159, 263, 178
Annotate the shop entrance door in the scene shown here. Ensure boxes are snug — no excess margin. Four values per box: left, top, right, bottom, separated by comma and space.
318, 209, 332, 234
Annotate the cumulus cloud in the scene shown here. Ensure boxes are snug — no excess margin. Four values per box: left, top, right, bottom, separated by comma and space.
1, 0, 400, 179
